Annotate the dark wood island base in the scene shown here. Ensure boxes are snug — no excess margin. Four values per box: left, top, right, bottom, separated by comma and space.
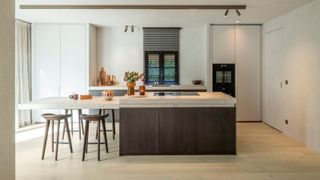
120, 107, 236, 156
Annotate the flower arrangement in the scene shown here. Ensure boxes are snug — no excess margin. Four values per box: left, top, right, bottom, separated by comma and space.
123, 71, 144, 83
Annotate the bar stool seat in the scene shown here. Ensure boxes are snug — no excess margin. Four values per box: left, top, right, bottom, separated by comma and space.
81, 114, 109, 161
41, 113, 73, 161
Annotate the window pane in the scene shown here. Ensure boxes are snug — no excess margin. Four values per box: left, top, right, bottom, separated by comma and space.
148, 54, 160, 67
164, 68, 176, 82
164, 54, 176, 67
148, 68, 160, 82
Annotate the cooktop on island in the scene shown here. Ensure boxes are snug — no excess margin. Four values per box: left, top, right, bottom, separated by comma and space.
153, 92, 199, 96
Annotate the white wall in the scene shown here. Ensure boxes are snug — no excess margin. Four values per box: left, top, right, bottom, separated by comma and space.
96, 26, 206, 85
0, 0, 15, 179
263, 0, 320, 152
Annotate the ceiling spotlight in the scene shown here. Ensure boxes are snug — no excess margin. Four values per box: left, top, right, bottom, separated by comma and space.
131, 25, 134, 32
224, 9, 229, 17
236, 9, 241, 16
236, 20, 240, 24
124, 25, 128, 32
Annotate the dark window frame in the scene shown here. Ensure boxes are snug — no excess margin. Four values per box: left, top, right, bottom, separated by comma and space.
144, 51, 179, 85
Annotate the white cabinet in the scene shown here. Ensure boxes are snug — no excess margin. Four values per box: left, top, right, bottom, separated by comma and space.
210, 25, 261, 121
235, 26, 261, 121
32, 24, 92, 122
211, 26, 235, 63
32, 24, 61, 99
60, 25, 88, 96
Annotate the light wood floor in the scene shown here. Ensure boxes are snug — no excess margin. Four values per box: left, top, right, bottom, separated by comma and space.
16, 123, 320, 180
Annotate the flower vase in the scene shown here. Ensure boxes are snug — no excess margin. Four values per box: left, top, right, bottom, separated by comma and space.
127, 82, 136, 96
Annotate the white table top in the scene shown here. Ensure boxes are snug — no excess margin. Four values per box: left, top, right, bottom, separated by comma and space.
18, 96, 120, 110
18, 92, 236, 110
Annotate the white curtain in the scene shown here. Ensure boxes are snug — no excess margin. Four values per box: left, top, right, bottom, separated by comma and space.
15, 20, 32, 128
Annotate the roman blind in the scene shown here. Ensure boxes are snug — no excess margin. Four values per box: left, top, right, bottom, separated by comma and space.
143, 27, 181, 51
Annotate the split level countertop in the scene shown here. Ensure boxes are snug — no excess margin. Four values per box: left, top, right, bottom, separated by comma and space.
18, 92, 236, 110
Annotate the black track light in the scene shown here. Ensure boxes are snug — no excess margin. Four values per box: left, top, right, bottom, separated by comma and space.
224, 9, 229, 17
131, 25, 134, 32
236, 9, 241, 16
124, 25, 128, 32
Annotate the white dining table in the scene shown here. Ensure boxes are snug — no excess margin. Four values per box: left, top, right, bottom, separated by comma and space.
18, 96, 120, 110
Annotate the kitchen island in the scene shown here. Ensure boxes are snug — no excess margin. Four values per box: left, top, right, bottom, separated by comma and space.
119, 92, 236, 155
18, 92, 236, 156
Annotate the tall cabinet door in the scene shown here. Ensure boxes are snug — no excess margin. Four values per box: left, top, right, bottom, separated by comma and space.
60, 25, 88, 96
236, 26, 261, 121
32, 24, 61, 121
32, 24, 61, 99
211, 26, 235, 63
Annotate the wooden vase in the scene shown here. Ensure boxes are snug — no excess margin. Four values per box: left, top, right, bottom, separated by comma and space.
127, 82, 136, 96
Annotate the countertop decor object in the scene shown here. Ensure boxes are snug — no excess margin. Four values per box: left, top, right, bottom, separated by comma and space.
102, 90, 113, 101
192, 80, 203, 85
80, 94, 93, 100
123, 71, 144, 96
139, 85, 146, 95
98, 67, 116, 86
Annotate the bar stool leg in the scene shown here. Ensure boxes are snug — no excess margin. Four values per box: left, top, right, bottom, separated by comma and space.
55, 120, 60, 161
51, 121, 54, 152
82, 121, 89, 161
95, 122, 99, 140
62, 109, 68, 140
97, 121, 101, 161
41, 120, 50, 160
79, 109, 84, 135
64, 119, 73, 153
71, 110, 74, 136
78, 109, 81, 139
112, 109, 115, 139
102, 119, 109, 153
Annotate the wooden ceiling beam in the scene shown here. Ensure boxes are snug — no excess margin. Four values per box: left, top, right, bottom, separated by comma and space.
20, 5, 246, 10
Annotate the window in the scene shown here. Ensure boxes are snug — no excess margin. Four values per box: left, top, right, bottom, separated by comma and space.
143, 27, 181, 85
145, 51, 179, 85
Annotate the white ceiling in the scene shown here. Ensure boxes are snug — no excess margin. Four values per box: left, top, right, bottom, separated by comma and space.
16, 0, 313, 27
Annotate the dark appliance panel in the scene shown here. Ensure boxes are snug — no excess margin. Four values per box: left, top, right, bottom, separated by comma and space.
212, 64, 235, 97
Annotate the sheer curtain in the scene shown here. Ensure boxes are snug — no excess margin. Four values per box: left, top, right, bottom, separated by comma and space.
15, 20, 32, 128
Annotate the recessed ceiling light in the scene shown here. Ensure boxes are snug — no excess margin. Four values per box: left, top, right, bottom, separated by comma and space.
236, 20, 240, 24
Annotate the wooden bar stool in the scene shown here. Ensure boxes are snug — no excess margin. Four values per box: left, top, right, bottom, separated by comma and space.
81, 114, 109, 161
62, 109, 85, 140
96, 109, 116, 140
41, 113, 73, 161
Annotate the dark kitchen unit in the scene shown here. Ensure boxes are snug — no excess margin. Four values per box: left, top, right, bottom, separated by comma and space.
212, 64, 235, 97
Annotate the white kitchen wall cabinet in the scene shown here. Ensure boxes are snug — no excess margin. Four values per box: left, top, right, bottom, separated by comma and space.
235, 26, 261, 122
211, 25, 235, 63
32, 23, 95, 122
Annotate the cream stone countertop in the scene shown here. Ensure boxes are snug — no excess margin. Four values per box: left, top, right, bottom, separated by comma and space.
18, 96, 120, 110
18, 92, 235, 110
119, 92, 236, 108
89, 84, 207, 91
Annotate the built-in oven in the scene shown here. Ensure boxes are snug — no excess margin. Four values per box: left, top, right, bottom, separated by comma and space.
212, 64, 235, 97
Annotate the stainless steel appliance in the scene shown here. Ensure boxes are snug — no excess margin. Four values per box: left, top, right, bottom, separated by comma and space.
212, 64, 235, 97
